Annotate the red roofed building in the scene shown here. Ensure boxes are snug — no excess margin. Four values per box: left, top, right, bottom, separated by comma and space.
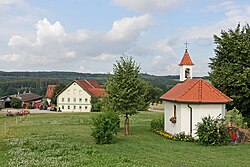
56, 80, 106, 112
160, 48, 232, 137
45, 85, 56, 106
45, 85, 56, 98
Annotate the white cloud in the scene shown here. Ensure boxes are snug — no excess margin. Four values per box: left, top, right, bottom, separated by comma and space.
113, 0, 184, 13
0, 0, 25, 5
3, 15, 151, 71
153, 55, 164, 65
93, 53, 116, 61
184, 2, 250, 40
65, 51, 76, 58
35, 18, 67, 46
106, 14, 151, 42
156, 41, 176, 55
8, 35, 30, 47
0, 53, 20, 62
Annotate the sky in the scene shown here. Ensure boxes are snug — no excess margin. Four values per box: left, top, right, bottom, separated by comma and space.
0, 0, 250, 76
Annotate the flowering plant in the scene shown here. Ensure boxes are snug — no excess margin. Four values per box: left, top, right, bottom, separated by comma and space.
170, 117, 176, 123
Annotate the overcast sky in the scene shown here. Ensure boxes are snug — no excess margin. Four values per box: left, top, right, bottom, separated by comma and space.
0, 0, 249, 76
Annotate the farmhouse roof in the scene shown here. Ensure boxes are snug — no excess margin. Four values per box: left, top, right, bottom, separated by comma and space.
179, 49, 194, 66
75, 80, 106, 97
160, 78, 232, 103
45, 85, 56, 98
18, 93, 43, 102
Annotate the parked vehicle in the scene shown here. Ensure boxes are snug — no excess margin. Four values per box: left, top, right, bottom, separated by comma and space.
16, 110, 30, 115
39, 104, 47, 110
50, 106, 57, 111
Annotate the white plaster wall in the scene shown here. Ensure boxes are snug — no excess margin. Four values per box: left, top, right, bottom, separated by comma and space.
164, 101, 181, 134
164, 101, 226, 137
57, 82, 92, 112
179, 65, 193, 82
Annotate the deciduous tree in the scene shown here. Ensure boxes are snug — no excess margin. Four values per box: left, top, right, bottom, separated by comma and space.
105, 56, 145, 135
209, 23, 250, 122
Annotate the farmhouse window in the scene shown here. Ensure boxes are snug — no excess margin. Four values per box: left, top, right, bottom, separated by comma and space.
62, 98, 64, 102
79, 90, 83, 95
73, 89, 76, 95
67, 90, 71, 95
62, 106, 64, 109
68, 106, 70, 109
79, 106, 82, 110
79, 98, 82, 102
85, 106, 87, 110
73, 106, 76, 110
68, 98, 70, 102
85, 98, 88, 102
73, 98, 76, 102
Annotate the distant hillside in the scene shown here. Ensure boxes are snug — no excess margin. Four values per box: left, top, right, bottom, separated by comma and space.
0, 71, 178, 97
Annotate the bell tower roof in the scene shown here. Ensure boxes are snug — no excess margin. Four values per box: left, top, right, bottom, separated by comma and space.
179, 49, 194, 66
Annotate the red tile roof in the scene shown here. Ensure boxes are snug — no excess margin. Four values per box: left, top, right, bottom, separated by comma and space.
75, 80, 106, 97
179, 49, 194, 66
160, 79, 232, 103
45, 85, 56, 98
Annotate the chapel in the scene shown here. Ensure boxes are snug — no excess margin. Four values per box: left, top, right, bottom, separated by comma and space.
160, 48, 232, 136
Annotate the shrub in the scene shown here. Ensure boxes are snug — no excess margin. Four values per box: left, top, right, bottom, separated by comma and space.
173, 132, 194, 142
27, 104, 35, 109
91, 111, 120, 144
225, 107, 247, 128
10, 98, 22, 108
195, 115, 230, 146
151, 116, 164, 131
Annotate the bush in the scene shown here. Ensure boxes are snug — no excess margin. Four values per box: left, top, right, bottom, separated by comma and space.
91, 111, 120, 144
195, 115, 230, 146
10, 98, 22, 108
225, 107, 247, 128
151, 116, 164, 131
173, 132, 194, 142
28, 104, 35, 109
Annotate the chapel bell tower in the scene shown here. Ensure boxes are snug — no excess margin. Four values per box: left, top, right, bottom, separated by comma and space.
179, 42, 194, 82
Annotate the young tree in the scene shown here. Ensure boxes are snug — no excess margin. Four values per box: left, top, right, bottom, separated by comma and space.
209, 23, 250, 121
106, 56, 145, 135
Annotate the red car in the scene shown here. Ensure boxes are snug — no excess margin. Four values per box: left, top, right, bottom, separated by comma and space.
16, 110, 30, 115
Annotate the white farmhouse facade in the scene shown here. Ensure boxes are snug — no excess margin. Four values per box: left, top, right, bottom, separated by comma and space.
57, 80, 106, 112
160, 49, 232, 137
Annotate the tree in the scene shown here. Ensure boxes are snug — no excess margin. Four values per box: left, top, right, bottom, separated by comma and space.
209, 23, 250, 122
105, 56, 145, 135
51, 84, 66, 105
10, 98, 22, 108
137, 80, 163, 111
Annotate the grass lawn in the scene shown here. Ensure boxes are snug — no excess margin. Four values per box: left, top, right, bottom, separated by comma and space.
0, 111, 250, 167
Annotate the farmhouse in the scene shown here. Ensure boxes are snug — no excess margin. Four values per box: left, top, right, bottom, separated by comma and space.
0, 91, 43, 108
56, 80, 106, 112
160, 49, 232, 137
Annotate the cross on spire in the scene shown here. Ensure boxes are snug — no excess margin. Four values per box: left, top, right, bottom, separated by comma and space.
184, 41, 189, 49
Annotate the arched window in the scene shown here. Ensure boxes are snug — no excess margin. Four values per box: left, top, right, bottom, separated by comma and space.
185, 68, 190, 78
170, 105, 177, 123
174, 105, 176, 118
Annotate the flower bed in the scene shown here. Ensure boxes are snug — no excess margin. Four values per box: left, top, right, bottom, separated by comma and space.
154, 130, 194, 142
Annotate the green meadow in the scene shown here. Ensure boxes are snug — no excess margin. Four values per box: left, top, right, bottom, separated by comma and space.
0, 111, 249, 167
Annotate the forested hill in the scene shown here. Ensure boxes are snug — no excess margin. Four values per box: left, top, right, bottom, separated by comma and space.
0, 71, 178, 97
